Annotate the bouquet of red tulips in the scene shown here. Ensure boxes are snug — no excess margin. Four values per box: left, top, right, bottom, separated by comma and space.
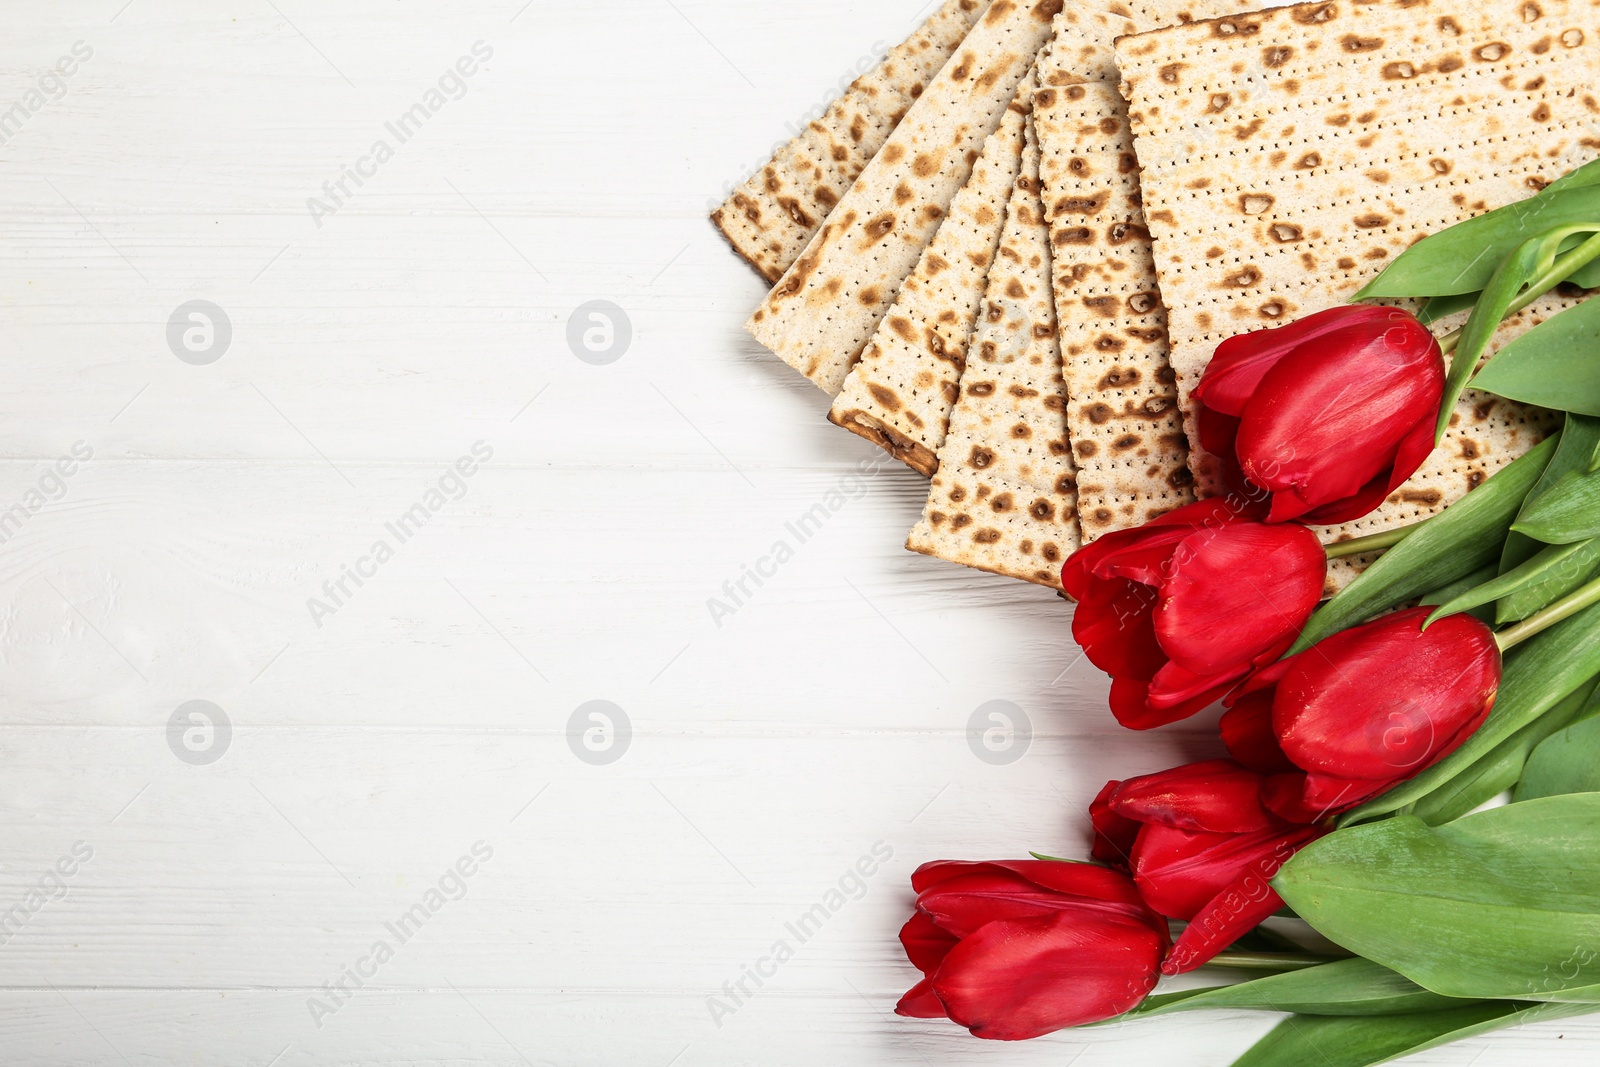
897, 159, 1600, 1063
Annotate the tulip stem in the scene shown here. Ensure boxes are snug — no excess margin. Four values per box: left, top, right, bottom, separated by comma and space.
1202, 951, 1346, 971
1435, 229, 1600, 357
1495, 571, 1600, 651
1322, 519, 1425, 560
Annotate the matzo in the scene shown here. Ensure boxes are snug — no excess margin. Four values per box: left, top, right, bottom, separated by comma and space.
1115, 0, 1593, 578
1034, 0, 1243, 542
747, 0, 1066, 396
827, 75, 1032, 475
711, 0, 989, 283
908, 115, 1082, 586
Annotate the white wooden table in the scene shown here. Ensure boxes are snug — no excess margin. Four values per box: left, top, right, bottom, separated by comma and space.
0, 1, 1589, 1062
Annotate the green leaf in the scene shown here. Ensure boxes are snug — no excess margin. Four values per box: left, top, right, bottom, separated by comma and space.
1419, 563, 1498, 608
1417, 563, 1499, 627
1546, 157, 1600, 195
1130, 958, 1462, 1018
1229, 1002, 1597, 1067
1356, 181, 1600, 298
1292, 436, 1559, 654
1513, 468, 1600, 544
1471, 293, 1600, 417
1424, 233, 1600, 325
1406, 677, 1599, 826
1338, 597, 1600, 824
1502, 414, 1600, 574
1515, 693, 1600, 801
1425, 539, 1600, 625
1499, 540, 1600, 622
1278, 795, 1600, 1001
1417, 291, 1480, 326
1434, 229, 1578, 442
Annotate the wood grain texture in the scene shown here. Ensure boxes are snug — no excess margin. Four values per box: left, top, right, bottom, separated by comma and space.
0, 0, 1591, 1062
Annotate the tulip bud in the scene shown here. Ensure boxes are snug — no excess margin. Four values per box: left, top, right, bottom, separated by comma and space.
1192, 305, 1445, 525
1229, 606, 1502, 823
1095, 760, 1325, 974
1061, 498, 1327, 729
895, 860, 1167, 1040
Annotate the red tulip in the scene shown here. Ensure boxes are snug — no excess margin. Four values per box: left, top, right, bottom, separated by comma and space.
895, 860, 1167, 1039
1225, 606, 1501, 824
1092, 760, 1324, 974
1192, 305, 1444, 525
1061, 498, 1327, 729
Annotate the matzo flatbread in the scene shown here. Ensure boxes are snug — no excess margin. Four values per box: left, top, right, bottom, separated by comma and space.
1115, 0, 1592, 581
747, 0, 1067, 396
908, 114, 1082, 586
711, 0, 989, 283
827, 76, 1033, 475
1034, 0, 1242, 542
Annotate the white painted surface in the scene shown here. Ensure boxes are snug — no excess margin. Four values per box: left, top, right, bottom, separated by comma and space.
0, 1, 1590, 1063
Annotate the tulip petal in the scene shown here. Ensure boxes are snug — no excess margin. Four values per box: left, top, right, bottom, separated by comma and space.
1072, 577, 1166, 682
909, 860, 981, 895
895, 977, 949, 1019
1264, 771, 1384, 824
1160, 825, 1326, 975
1154, 524, 1326, 677
916, 863, 1152, 937
1145, 661, 1240, 715
1090, 781, 1140, 868
1196, 405, 1245, 490
1132, 823, 1314, 921
1220, 694, 1296, 774
1238, 314, 1444, 523
1146, 495, 1259, 529
912, 859, 1145, 901
1092, 532, 1192, 587
918, 872, 1071, 938
1110, 675, 1221, 730
1273, 608, 1501, 781
1111, 759, 1281, 833
1195, 305, 1396, 416
1299, 411, 1443, 527
1294, 467, 1398, 527
933, 911, 1165, 1040
1162, 889, 1289, 976
992, 859, 1152, 901
901, 910, 960, 976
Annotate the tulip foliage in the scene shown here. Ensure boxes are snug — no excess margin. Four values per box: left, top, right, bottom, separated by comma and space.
896, 159, 1600, 1063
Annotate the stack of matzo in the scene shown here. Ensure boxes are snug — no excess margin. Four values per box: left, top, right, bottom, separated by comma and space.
827, 75, 1034, 476
906, 104, 1080, 585
716, 0, 1599, 594
746, 0, 1067, 395
712, 0, 989, 283
1033, 0, 1244, 544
